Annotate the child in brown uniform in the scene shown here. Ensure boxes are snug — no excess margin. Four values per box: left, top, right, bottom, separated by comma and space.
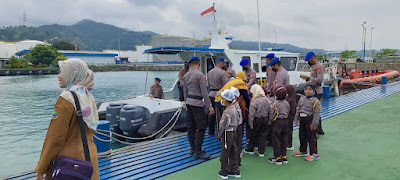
244, 84, 271, 157
268, 86, 290, 165
293, 82, 321, 161
218, 89, 241, 179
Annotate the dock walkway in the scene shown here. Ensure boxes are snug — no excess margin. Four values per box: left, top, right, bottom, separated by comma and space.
6, 82, 400, 180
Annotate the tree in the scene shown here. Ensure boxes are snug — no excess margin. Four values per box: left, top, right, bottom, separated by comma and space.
29, 45, 60, 66
52, 40, 78, 50
315, 54, 328, 61
53, 54, 68, 67
340, 50, 357, 59
376, 49, 397, 58
5, 56, 29, 68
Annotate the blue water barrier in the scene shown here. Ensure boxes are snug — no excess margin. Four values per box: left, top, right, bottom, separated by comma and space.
94, 120, 111, 153
382, 76, 387, 85
323, 86, 330, 99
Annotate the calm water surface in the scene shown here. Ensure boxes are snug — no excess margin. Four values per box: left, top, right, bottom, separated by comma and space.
0, 71, 178, 178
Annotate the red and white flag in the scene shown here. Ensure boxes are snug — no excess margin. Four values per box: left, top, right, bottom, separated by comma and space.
201, 5, 215, 16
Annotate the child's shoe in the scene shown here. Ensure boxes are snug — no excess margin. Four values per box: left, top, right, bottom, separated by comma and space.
293, 152, 309, 157
282, 156, 288, 164
244, 148, 254, 155
258, 153, 264, 157
218, 171, 228, 179
268, 157, 283, 165
287, 146, 294, 150
228, 169, 241, 178
305, 154, 320, 161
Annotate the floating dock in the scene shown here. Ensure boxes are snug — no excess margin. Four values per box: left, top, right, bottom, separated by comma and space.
5, 81, 400, 180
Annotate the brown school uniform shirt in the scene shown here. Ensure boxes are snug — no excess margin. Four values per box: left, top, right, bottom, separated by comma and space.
248, 96, 272, 127
270, 100, 290, 121
150, 85, 164, 99
35, 97, 99, 180
294, 95, 322, 127
218, 104, 241, 138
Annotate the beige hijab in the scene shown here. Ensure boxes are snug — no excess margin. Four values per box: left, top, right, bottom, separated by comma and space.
250, 84, 266, 101
59, 58, 99, 130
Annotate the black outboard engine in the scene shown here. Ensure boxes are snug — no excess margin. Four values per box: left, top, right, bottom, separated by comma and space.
119, 105, 150, 142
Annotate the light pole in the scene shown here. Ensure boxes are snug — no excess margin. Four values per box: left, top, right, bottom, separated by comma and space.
370, 27, 374, 57
256, 0, 261, 52
362, 22, 366, 62
273, 30, 279, 44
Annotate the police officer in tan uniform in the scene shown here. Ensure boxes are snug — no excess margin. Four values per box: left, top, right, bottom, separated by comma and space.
240, 59, 257, 89
150, 78, 164, 99
300, 52, 325, 135
225, 61, 236, 79
183, 56, 215, 160
178, 62, 189, 101
264, 53, 276, 92
268, 57, 290, 86
207, 57, 229, 135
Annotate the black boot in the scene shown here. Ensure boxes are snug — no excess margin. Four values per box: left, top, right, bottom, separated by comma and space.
194, 152, 210, 160
190, 148, 205, 156
318, 119, 325, 135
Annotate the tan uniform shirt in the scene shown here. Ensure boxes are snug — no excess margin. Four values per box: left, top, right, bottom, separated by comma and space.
266, 67, 276, 91
183, 68, 212, 108
245, 68, 257, 89
273, 67, 290, 86
150, 85, 164, 99
178, 68, 189, 87
309, 62, 325, 94
227, 68, 237, 79
207, 66, 228, 97
35, 97, 99, 180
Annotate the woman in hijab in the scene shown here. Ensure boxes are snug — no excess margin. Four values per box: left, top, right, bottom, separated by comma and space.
35, 59, 99, 180
284, 85, 297, 150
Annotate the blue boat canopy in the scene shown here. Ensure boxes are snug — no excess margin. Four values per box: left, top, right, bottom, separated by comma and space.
144, 46, 224, 55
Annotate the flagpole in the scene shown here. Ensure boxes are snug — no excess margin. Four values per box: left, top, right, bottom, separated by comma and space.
213, 3, 216, 20
257, 0, 261, 52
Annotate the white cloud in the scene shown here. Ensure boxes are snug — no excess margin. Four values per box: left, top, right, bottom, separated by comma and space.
0, 0, 398, 51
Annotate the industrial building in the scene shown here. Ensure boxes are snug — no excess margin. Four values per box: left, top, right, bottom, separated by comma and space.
59, 50, 119, 65
0, 40, 48, 68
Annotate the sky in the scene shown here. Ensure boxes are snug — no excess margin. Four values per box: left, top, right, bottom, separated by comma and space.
0, 0, 399, 51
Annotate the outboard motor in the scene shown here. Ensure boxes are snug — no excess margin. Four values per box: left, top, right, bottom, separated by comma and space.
106, 102, 126, 142
119, 105, 151, 142
138, 107, 187, 137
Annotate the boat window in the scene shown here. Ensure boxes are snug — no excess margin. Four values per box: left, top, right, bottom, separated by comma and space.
261, 57, 267, 72
253, 63, 260, 73
280, 57, 297, 71
206, 57, 216, 72
242, 56, 251, 65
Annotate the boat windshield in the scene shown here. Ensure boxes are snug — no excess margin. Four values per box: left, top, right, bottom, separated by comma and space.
280, 57, 297, 71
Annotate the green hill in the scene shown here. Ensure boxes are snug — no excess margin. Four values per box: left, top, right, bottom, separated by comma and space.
0, 19, 156, 51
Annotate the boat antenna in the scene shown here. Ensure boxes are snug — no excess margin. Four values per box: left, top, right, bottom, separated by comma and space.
256, 0, 261, 52
144, 52, 150, 95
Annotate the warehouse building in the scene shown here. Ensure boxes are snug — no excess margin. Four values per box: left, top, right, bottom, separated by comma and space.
59, 50, 118, 65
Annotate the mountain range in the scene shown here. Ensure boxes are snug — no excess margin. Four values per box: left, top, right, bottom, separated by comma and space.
0, 19, 394, 56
